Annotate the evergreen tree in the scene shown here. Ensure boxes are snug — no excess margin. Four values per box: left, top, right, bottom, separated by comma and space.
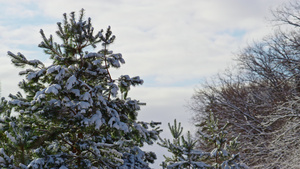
159, 114, 247, 169
197, 113, 247, 169
0, 9, 161, 169
158, 119, 210, 169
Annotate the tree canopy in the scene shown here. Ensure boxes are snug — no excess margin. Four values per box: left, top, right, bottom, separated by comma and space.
0, 9, 161, 169
190, 1, 300, 168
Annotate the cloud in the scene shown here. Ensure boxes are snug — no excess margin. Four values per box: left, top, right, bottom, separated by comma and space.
0, 0, 286, 86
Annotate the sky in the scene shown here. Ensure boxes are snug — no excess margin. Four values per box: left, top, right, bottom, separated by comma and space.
0, 0, 289, 168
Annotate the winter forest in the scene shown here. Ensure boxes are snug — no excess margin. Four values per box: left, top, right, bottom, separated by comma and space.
1, 1, 300, 169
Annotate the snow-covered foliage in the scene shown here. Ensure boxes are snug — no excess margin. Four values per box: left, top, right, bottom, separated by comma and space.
159, 116, 248, 169
0, 9, 161, 168
159, 119, 209, 168
189, 2, 300, 168
261, 96, 300, 168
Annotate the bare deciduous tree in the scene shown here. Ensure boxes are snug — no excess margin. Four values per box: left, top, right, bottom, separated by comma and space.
190, 1, 300, 168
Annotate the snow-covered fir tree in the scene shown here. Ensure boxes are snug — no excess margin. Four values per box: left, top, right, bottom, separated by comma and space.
159, 114, 248, 169
0, 9, 161, 169
158, 119, 211, 169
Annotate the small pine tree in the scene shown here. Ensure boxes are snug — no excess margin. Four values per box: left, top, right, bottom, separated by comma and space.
158, 119, 211, 169
159, 113, 248, 169
0, 9, 161, 169
197, 113, 247, 169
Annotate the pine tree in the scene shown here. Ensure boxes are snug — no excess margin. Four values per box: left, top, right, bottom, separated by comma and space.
0, 9, 161, 169
159, 114, 248, 169
158, 119, 211, 169
197, 113, 247, 169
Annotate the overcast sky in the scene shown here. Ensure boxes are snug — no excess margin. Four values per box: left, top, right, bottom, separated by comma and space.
0, 0, 289, 167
